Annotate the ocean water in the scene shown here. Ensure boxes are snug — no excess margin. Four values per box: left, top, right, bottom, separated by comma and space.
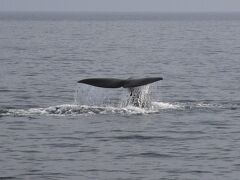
0, 12, 240, 180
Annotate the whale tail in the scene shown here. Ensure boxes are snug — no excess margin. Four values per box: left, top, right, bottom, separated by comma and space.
77, 77, 163, 108
77, 77, 163, 88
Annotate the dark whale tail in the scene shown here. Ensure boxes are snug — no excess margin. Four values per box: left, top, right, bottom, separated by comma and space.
78, 77, 163, 88
77, 77, 163, 108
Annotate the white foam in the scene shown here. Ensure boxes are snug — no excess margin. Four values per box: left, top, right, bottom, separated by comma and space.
196, 103, 220, 108
151, 102, 183, 110
3, 103, 164, 117
1, 101, 225, 117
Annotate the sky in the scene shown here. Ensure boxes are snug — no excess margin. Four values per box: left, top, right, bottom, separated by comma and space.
1, 0, 240, 12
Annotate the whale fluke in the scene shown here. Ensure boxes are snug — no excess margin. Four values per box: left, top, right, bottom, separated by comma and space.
78, 77, 163, 108
78, 77, 163, 88
78, 78, 124, 88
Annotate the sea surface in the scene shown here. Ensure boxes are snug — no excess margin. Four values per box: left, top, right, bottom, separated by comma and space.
0, 12, 240, 180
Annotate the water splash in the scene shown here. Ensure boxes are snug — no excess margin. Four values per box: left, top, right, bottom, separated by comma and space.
120, 85, 151, 108
1, 101, 238, 117
1, 84, 238, 117
74, 84, 152, 109
74, 84, 115, 106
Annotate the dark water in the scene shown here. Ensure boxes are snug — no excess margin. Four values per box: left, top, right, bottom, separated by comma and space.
0, 12, 240, 180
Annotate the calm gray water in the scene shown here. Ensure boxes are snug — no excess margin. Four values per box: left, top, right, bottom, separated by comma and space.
0, 12, 240, 180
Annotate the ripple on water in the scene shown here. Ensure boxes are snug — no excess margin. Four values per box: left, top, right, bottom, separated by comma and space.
0, 100, 239, 117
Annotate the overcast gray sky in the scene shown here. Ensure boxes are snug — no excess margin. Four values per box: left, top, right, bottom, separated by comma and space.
1, 0, 240, 12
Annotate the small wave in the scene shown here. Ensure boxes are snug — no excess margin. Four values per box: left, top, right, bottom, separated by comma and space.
0, 101, 238, 117
0, 104, 155, 117
0, 102, 180, 117
151, 102, 183, 110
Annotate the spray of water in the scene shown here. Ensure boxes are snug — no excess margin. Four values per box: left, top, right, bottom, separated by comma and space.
120, 85, 151, 108
74, 84, 152, 109
74, 84, 120, 107
1, 84, 229, 116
